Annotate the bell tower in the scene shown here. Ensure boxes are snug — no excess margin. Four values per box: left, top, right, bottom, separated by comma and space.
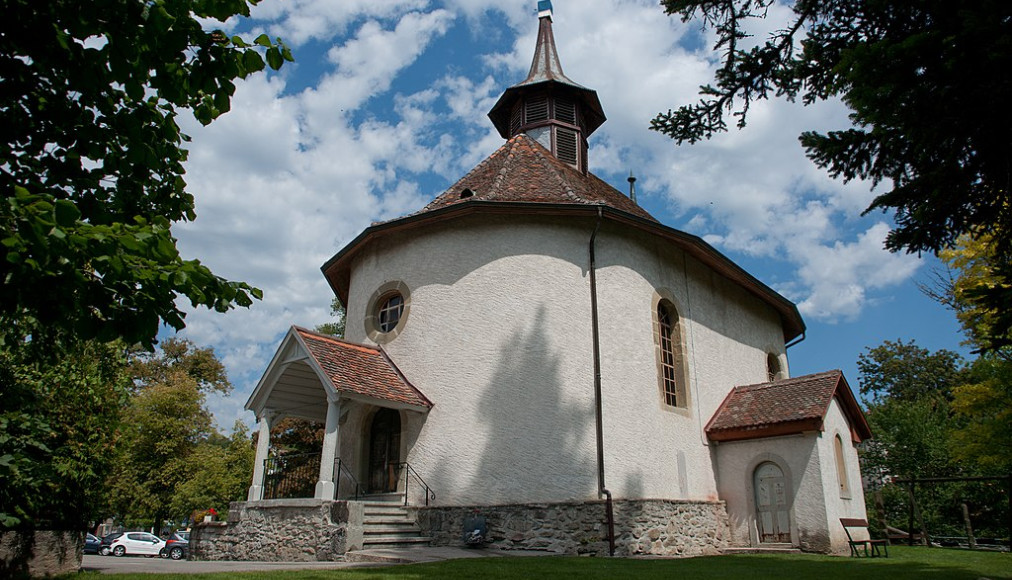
487, 1, 606, 174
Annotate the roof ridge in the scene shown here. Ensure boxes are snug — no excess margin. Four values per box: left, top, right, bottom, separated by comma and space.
294, 326, 380, 355
489, 136, 521, 197
525, 136, 584, 203
739, 369, 842, 390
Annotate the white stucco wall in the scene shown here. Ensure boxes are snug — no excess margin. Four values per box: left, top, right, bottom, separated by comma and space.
816, 397, 871, 551
342, 212, 790, 506
712, 434, 831, 551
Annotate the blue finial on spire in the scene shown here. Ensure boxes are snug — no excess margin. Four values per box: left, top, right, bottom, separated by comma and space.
538, 0, 553, 19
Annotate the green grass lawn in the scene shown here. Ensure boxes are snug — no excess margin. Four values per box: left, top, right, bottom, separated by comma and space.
68, 546, 1010, 580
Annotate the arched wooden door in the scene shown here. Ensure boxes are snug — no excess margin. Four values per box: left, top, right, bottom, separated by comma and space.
368, 408, 401, 493
754, 462, 791, 543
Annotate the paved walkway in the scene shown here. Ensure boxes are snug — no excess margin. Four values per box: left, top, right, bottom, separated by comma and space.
81, 547, 550, 574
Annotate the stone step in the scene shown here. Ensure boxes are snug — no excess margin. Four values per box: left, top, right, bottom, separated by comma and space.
362, 536, 431, 549
365, 516, 415, 525
364, 526, 425, 537
359, 493, 405, 503
364, 502, 410, 516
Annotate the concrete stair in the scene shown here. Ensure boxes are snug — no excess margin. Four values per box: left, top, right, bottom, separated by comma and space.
359, 496, 430, 550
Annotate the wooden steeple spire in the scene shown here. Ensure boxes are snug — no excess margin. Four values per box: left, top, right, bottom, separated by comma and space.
487, 1, 606, 174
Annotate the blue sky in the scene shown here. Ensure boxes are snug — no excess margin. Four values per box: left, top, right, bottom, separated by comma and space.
170, 0, 970, 429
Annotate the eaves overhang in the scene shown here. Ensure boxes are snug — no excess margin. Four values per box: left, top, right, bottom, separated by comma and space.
321, 201, 806, 343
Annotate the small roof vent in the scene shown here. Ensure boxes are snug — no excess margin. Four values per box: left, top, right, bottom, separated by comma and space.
460, 188, 475, 199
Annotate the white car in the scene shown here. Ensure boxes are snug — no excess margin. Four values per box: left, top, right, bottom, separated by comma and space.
108, 532, 166, 557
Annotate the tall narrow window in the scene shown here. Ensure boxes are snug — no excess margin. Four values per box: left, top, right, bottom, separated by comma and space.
657, 300, 684, 407
834, 434, 850, 496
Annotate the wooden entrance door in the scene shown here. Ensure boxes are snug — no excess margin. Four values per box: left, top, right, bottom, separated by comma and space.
368, 408, 401, 493
754, 462, 791, 543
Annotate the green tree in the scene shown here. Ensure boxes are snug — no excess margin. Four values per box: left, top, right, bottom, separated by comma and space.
857, 340, 965, 404
926, 235, 1012, 359
105, 338, 229, 531
0, 341, 129, 528
270, 417, 325, 456
315, 298, 347, 338
653, 0, 1012, 349
949, 355, 1012, 474
924, 236, 1012, 472
0, 0, 293, 351
170, 422, 255, 521
856, 340, 965, 480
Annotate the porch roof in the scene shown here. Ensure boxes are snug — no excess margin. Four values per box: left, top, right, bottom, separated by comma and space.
245, 326, 432, 422
705, 370, 872, 444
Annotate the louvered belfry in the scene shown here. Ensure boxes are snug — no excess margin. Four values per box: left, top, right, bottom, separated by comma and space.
487, 1, 606, 174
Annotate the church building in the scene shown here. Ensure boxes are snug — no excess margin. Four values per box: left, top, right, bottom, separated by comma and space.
202, 1, 875, 560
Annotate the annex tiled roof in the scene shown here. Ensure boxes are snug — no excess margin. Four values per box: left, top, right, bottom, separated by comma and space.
295, 327, 432, 409
418, 134, 655, 221
706, 370, 871, 443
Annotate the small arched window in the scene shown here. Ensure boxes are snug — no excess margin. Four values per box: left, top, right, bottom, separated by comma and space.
834, 434, 850, 496
657, 300, 686, 408
766, 353, 782, 382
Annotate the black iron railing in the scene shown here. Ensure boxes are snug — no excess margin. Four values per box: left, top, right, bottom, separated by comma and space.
334, 458, 362, 500
397, 462, 435, 506
263, 452, 319, 500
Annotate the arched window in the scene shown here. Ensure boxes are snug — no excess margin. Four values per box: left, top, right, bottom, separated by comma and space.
657, 300, 686, 408
834, 434, 850, 496
766, 353, 782, 382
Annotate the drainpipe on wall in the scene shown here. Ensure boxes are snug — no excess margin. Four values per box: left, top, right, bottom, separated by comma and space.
588, 205, 616, 556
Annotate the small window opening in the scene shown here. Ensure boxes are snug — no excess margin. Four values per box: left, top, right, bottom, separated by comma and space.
525, 96, 549, 123
460, 188, 474, 199
835, 434, 850, 496
556, 127, 578, 166
766, 353, 782, 382
377, 293, 404, 333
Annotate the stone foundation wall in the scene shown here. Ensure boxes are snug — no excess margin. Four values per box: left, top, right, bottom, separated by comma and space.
191, 499, 363, 562
410, 499, 729, 556
0, 530, 83, 578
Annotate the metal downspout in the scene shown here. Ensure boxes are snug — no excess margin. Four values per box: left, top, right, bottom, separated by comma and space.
588, 206, 615, 556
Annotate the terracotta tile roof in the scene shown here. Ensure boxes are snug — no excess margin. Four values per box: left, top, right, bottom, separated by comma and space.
706, 370, 871, 442
417, 134, 656, 222
294, 327, 432, 409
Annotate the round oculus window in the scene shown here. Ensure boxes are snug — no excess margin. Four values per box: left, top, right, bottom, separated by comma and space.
377, 293, 404, 333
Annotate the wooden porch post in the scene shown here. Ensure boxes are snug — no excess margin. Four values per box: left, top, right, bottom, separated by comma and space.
248, 412, 275, 501
314, 397, 342, 500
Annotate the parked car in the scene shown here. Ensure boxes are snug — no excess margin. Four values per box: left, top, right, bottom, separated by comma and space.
98, 532, 124, 556
83, 533, 101, 555
158, 531, 189, 560
108, 532, 165, 557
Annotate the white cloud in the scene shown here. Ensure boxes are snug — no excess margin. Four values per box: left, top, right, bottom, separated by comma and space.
793, 223, 922, 320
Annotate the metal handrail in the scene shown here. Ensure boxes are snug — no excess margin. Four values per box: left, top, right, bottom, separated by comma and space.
396, 462, 435, 506
334, 458, 362, 500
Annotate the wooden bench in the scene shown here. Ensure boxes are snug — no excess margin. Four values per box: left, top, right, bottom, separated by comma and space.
841, 518, 889, 557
